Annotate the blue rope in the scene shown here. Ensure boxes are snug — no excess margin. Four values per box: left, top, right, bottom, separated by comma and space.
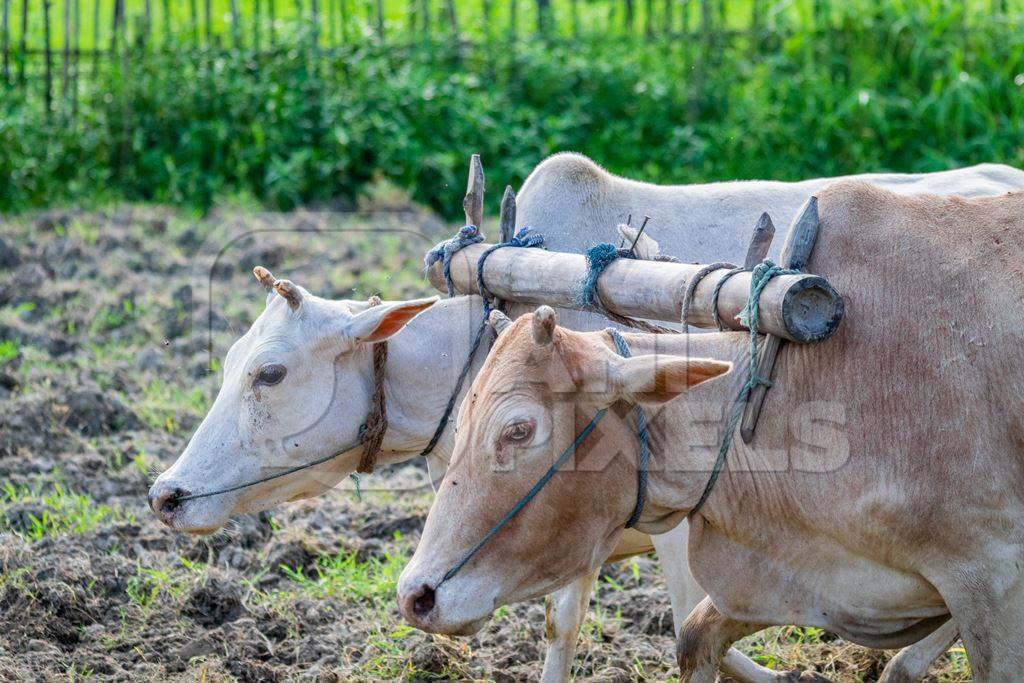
689, 259, 800, 517
607, 328, 649, 529
419, 314, 489, 458
439, 408, 609, 586
418, 226, 546, 459
574, 243, 633, 309
573, 243, 674, 334
424, 225, 485, 297
476, 227, 545, 313
436, 324, 658, 585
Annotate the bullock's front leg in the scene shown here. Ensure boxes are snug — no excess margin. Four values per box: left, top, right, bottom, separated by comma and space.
939, 565, 1024, 681
877, 620, 959, 683
651, 523, 705, 634
540, 567, 601, 683
677, 597, 767, 683
676, 599, 832, 683
654, 525, 825, 683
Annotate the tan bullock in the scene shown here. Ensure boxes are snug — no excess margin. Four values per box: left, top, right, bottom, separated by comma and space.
398, 182, 1024, 680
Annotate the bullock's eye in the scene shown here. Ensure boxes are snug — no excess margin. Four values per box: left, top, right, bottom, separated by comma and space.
254, 364, 287, 386
501, 420, 535, 444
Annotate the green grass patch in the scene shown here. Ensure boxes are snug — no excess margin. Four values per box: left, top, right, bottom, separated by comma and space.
277, 541, 411, 606
125, 564, 191, 611
134, 379, 210, 434
0, 340, 20, 366
0, 479, 137, 542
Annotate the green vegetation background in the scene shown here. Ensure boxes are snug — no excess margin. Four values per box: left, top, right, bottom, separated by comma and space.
1, 0, 1022, 216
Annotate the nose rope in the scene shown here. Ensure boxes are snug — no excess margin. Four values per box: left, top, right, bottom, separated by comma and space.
436, 328, 647, 586
175, 435, 364, 502
606, 328, 650, 529
437, 407, 609, 587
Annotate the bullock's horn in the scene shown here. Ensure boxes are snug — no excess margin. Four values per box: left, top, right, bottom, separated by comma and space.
616, 223, 661, 260
253, 265, 276, 290
532, 306, 555, 346
273, 279, 303, 310
488, 309, 512, 336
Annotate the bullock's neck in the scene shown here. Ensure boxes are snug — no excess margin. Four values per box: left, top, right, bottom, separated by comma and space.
605, 330, 758, 535
374, 295, 490, 474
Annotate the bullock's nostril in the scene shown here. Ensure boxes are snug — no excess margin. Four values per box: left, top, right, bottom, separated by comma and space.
149, 487, 188, 517
412, 584, 436, 618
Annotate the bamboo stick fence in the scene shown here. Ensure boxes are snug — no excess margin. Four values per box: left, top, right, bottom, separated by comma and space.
1, 0, 1018, 118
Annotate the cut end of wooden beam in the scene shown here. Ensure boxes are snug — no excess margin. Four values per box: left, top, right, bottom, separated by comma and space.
780, 277, 845, 343
463, 153, 485, 228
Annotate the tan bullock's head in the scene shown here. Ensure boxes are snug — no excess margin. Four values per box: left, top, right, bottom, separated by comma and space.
148, 267, 437, 535
397, 307, 730, 634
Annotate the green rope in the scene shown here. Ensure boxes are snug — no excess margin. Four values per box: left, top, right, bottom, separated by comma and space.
689, 259, 800, 517
349, 473, 363, 502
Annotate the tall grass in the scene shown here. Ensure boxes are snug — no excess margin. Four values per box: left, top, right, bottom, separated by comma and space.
0, 2, 1022, 215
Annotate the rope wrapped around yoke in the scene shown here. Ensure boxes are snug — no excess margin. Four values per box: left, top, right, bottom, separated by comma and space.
476, 228, 545, 313
679, 261, 751, 331
688, 259, 800, 517
424, 225, 485, 297
574, 243, 676, 334
417, 225, 547, 461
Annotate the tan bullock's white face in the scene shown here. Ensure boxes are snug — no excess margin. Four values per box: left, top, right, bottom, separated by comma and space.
148, 267, 436, 535
397, 308, 731, 634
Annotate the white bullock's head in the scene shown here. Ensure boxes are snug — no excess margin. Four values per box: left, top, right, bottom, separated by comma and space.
148, 266, 437, 534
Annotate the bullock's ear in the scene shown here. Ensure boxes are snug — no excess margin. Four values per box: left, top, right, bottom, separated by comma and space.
612, 354, 731, 406
344, 296, 439, 343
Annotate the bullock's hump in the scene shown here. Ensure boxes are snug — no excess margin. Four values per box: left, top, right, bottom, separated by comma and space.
521, 152, 609, 190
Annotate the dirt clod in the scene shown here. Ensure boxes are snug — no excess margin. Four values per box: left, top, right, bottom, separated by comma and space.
61, 387, 140, 436
184, 577, 246, 627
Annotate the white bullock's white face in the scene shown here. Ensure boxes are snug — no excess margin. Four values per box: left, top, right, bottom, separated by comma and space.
148, 269, 436, 534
